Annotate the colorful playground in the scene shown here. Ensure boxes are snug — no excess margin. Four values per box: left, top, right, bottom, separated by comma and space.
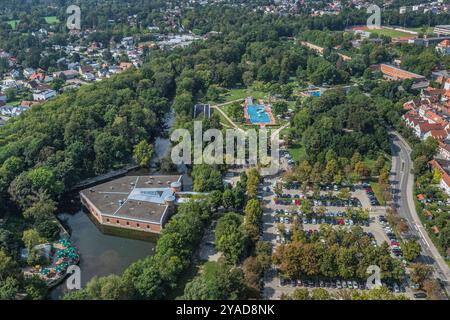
243, 97, 276, 126
23, 239, 80, 287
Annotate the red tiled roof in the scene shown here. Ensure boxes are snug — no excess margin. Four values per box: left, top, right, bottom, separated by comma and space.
30, 72, 45, 81
403, 101, 416, 110
20, 101, 34, 107
418, 121, 442, 133
438, 40, 450, 47
445, 90, 450, 98
428, 129, 448, 140
432, 225, 440, 235
380, 64, 425, 80
423, 210, 433, 217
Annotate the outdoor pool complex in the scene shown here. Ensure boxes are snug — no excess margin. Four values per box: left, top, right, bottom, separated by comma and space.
246, 97, 271, 124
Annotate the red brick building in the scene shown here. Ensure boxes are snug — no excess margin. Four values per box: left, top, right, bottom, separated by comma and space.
80, 175, 183, 234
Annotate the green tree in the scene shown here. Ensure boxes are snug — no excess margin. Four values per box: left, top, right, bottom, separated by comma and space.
222, 189, 235, 209
410, 263, 433, 288
133, 140, 154, 168
291, 288, 310, 300
243, 199, 263, 242
272, 101, 288, 116
311, 288, 332, 300
401, 240, 421, 262
215, 213, 246, 264
65, 275, 131, 300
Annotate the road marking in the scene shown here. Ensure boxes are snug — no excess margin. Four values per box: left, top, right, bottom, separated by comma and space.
415, 223, 430, 247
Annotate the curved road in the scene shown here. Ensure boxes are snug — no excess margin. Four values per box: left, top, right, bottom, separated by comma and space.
390, 131, 450, 295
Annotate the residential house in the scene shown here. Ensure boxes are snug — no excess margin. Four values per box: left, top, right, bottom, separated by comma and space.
83, 73, 96, 81
29, 72, 46, 82
121, 37, 134, 47
0, 106, 30, 117
424, 110, 449, 128
439, 141, 450, 160
119, 62, 133, 71
445, 79, 450, 91
421, 87, 446, 103
424, 128, 448, 141
25, 81, 51, 91
430, 159, 450, 196
403, 100, 415, 111
79, 65, 95, 76
436, 39, 450, 56
402, 110, 446, 139
53, 70, 79, 80
20, 101, 36, 108
23, 68, 36, 79
423, 210, 433, 221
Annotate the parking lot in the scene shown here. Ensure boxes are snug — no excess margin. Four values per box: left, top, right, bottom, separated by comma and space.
260, 178, 415, 299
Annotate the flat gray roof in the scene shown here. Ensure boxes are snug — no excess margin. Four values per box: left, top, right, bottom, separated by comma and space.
80, 175, 182, 224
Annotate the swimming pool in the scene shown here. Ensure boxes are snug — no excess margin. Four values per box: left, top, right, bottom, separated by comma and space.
305, 90, 321, 97
246, 104, 271, 124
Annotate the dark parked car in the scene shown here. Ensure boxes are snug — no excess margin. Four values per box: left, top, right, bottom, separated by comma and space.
413, 292, 427, 299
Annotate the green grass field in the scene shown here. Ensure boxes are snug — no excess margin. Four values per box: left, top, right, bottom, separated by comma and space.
408, 26, 435, 34
7, 20, 19, 29
218, 88, 269, 103
367, 28, 413, 38
7, 16, 59, 29
288, 143, 306, 162
44, 16, 60, 24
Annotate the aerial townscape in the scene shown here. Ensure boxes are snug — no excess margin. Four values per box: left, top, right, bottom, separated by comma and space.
1, 0, 450, 308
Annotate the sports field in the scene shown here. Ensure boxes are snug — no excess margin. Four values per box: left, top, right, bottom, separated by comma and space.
7, 16, 59, 29
366, 28, 413, 38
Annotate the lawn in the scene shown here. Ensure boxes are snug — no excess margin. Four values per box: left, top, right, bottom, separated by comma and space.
363, 156, 391, 174
408, 26, 435, 35
288, 143, 306, 162
367, 28, 413, 38
45, 16, 60, 24
218, 88, 269, 103
6, 16, 60, 29
202, 261, 220, 280
7, 20, 19, 29
7, 99, 21, 107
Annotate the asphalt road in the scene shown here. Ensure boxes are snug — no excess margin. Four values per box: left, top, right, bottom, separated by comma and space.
389, 131, 450, 295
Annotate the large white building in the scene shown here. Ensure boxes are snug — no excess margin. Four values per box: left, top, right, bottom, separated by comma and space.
33, 89, 56, 101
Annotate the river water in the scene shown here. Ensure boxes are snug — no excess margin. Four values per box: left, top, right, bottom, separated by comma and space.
50, 111, 176, 299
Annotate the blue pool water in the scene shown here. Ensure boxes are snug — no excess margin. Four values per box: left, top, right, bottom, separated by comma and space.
306, 90, 321, 97
247, 104, 271, 124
